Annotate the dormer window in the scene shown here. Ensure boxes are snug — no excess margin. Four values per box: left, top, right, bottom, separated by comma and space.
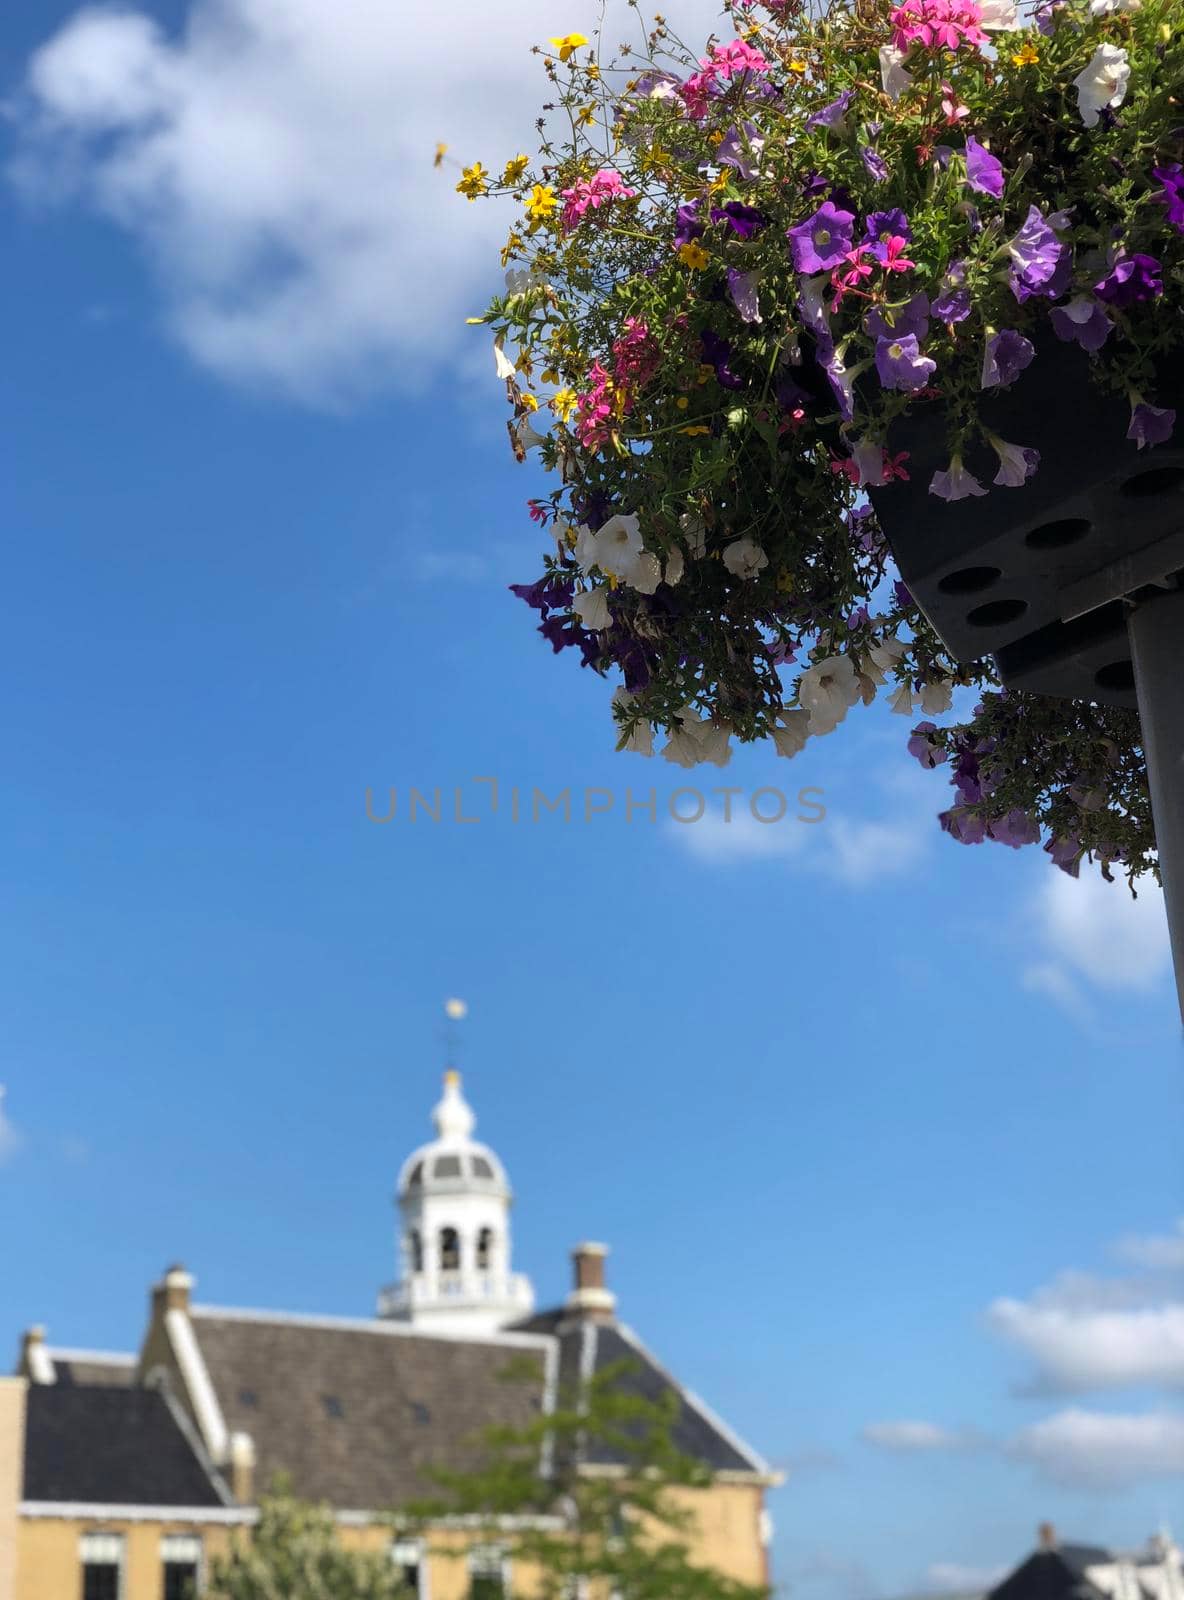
439, 1227, 461, 1272
476, 1227, 494, 1270
407, 1161, 423, 1188
471, 1155, 494, 1179
434, 1155, 462, 1179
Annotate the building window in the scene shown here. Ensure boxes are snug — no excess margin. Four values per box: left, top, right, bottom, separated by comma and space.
80, 1532, 124, 1600
391, 1537, 423, 1596
409, 1228, 424, 1272
161, 1534, 202, 1600
476, 1227, 494, 1270
468, 1543, 507, 1600
439, 1226, 461, 1272
434, 1154, 463, 1180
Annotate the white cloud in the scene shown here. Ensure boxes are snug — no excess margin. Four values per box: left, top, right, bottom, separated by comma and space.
1006, 1407, 1184, 1490
861, 1420, 974, 1452
0, 1087, 20, 1166
1025, 865, 1171, 1004
988, 1296, 1184, 1392
1115, 1219, 1184, 1274
11, 0, 717, 405
923, 1564, 1007, 1593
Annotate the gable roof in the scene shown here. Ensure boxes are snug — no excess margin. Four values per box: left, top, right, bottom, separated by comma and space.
47, 1349, 137, 1388
187, 1307, 555, 1510
511, 1310, 772, 1478
989, 1549, 1121, 1600
23, 1385, 229, 1507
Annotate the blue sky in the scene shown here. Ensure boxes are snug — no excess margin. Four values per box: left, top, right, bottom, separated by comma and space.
1, 1, 1182, 1594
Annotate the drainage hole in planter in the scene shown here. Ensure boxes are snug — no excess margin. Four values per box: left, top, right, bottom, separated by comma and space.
1024, 518, 1091, 550
938, 565, 1001, 595
1119, 466, 1184, 499
966, 598, 1028, 628
1095, 659, 1135, 692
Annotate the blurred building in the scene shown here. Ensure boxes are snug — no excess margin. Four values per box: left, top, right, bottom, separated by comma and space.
2, 1071, 778, 1600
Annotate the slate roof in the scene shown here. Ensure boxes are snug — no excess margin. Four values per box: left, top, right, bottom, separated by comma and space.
189, 1308, 553, 1510
988, 1549, 1122, 1600
48, 1350, 137, 1388
511, 1311, 768, 1476
23, 1385, 229, 1507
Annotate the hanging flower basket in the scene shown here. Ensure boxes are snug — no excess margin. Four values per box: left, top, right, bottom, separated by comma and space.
459, 0, 1183, 887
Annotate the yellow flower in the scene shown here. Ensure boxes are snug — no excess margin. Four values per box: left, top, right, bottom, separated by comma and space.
500, 231, 524, 267
502, 155, 530, 185
434, 142, 448, 168
789, 59, 807, 74
456, 162, 488, 200
1012, 41, 1039, 64
577, 103, 597, 127
525, 183, 559, 221
706, 129, 724, 147
520, 392, 540, 412
678, 241, 710, 270
585, 62, 600, 80
552, 388, 579, 422
549, 32, 588, 61
681, 425, 711, 437
676, 396, 689, 410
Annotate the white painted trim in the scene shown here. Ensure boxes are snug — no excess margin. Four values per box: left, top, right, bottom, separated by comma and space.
22, 1503, 257, 1525
190, 1305, 554, 1352
538, 1330, 560, 1481
158, 1387, 236, 1508
46, 1348, 136, 1368
25, 1343, 55, 1385
611, 1322, 774, 1478
166, 1309, 228, 1464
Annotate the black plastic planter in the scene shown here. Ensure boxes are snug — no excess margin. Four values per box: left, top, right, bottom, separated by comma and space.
868, 337, 1184, 1023
868, 337, 1184, 710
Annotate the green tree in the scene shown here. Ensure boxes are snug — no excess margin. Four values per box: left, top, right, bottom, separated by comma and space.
206, 1483, 415, 1600
401, 1355, 772, 1600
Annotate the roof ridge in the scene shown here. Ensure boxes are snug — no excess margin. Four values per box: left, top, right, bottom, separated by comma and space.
190, 1304, 555, 1348
46, 1348, 137, 1365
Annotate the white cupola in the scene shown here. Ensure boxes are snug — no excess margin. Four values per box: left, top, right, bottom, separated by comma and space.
376, 1071, 534, 1334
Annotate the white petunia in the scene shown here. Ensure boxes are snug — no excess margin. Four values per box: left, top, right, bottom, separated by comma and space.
920, 678, 954, 715
879, 44, 913, 102
1090, 0, 1139, 12
1073, 43, 1130, 129
573, 588, 611, 631
513, 414, 548, 451
661, 709, 732, 769
722, 537, 769, 580
888, 683, 915, 716
663, 546, 685, 587
679, 511, 707, 559
589, 514, 644, 578
771, 710, 810, 759
979, 0, 1020, 25
797, 655, 860, 735
626, 551, 663, 595
868, 635, 909, 679
494, 337, 517, 380
573, 523, 599, 573
612, 687, 655, 757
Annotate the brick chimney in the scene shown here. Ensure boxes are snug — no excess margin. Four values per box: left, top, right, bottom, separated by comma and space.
1038, 1524, 1058, 1552
18, 1327, 54, 1385
152, 1264, 193, 1317
565, 1242, 617, 1322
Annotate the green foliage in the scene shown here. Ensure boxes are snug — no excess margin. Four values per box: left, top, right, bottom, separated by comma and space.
400, 1357, 773, 1600
206, 1483, 415, 1600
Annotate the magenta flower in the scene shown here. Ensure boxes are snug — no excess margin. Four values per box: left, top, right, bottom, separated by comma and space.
1127, 401, 1176, 450
1152, 164, 1184, 233
787, 202, 856, 273
981, 329, 1034, 389
1094, 253, 1163, 307
890, 0, 989, 51
875, 332, 937, 391
930, 458, 987, 500
560, 169, 638, 231
964, 135, 1004, 197
1049, 296, 1112, 352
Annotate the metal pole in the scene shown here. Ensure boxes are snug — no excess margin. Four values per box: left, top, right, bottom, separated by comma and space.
1128, 586, 1184, 1026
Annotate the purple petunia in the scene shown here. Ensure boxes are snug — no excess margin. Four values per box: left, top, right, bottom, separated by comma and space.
932, 262, 971, 324
981, 329, 1035, 389
711, 200, 769, 238
875, 332, 937, 392
930, 458, 987, 501
863, 208, 911, 254
821, 342, 856, 422
1044, 833, 1083, 877
716, 122, 765, 181
987, 809, 1042, 849
861, 147, 889, 182
1049, 295, 1112, 352
674, 201, 704, 248
806, 89, 854, 131
1094, 253, 1163, 307
1127, 400, 1176, 450
1007, 205, 1065, 301
907, 721, 947, 769
787, 201, 856, 274
939, 807, 987, 845
990, 437, 1040, 487
1153, 163, 1184, 233
865, 291, 930, 343
964, 135, 1004, 198
727, 268, 762, 323
701, 329, 745, 390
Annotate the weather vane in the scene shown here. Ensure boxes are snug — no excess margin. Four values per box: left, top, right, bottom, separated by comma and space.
442, 997, 467, 1071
